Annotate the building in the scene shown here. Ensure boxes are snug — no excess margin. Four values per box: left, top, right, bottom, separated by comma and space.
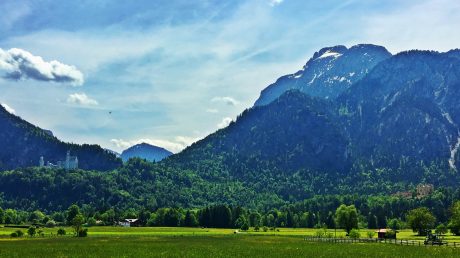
119, 219, 140, 227
375, 229, 397, 239
39, 150, 78, 170
417, 184, 434, 198
64, 151, 78, 170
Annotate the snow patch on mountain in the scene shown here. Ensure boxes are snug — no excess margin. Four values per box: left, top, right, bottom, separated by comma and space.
317, 50, 342, 59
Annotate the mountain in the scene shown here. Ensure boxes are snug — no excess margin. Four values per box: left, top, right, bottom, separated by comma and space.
121, 143, 173, 162
165, 48, 460, 198
254, 44, 392, 106
170, 91, 348, 174
0, 105, 122, 171
338, 50, 460, 170
3, 46, 460, 211
104, 148, 121, 158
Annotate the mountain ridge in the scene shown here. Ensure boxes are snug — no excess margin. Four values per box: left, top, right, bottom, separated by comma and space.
0, 105, 122, 171
121, 143, 173, 162
254, 44, 392, 106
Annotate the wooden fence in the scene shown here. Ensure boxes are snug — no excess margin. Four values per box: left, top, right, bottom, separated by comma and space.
304, 236, 460, 248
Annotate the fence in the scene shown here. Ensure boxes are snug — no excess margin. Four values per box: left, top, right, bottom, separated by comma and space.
304, 236, 460, 248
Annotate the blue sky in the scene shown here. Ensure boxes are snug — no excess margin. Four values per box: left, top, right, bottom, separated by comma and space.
1, 0, 459, 153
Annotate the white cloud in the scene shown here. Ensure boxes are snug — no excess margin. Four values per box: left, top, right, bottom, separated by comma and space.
110, 135, 201, 153
269, 0, 284, 7
206, 108, 219, 113
217, 117, 233, 129
67, 93, 98, 106
0, 48, 84, 85
211, 96, 239, 106
1, 103, 15, 114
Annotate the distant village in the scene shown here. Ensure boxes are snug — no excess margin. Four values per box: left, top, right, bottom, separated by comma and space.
39, 150, 78, 170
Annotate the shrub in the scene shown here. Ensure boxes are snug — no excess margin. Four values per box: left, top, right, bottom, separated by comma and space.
349, 229, 360, 239
254, 226, 260, 232
10, 232, 18, 238
262, 226, 268, 232
240, 222, 249, 231
46, 220, 57, 228
57, 228, 66, 236
386, 230, 397, 239
15, 230, 24, 237
449, 222, 460, 235
315, 229, 325, 238
77, 228, 88, 237
27, 226, 37, 237
367, 231, 375, 239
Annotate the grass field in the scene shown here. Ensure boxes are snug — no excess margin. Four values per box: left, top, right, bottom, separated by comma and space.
1, 226, 460, 257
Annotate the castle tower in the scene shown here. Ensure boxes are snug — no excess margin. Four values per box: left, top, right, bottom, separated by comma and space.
66, 150, 70, 170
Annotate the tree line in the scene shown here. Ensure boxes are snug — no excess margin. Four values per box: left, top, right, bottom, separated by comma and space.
3, 201, 460, 236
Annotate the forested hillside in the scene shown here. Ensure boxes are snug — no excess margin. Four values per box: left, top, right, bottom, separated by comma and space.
0, 105, 122, 171
2, 48, 460, 214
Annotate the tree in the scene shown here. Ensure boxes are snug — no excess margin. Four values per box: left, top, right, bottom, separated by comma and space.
235, 216, 248, 229
138, 210, 151, 226
87, 217, 97, 226
335, 204, 358, 235
435, 223, 448, 235
267, 214, 275, 227
367, 213, 377, 229
387, 218, 402, 231
406, 207, 435, 236
448, 201, 460, 235
184, 210, 198, 227
163, 208, 181, 227
57, 228, 66, 236
71, 214, 85, 237
4, 209, 17, 224
249, 212, 261, 227
27, 226, 36, 237
0, 207, 4, 224
240, 221, 249, 231
325, 211, 335, 229
29, 210, 45, 224
66, 205, 81, 225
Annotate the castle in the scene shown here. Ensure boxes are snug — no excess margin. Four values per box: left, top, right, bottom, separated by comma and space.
39, 151, 78, 170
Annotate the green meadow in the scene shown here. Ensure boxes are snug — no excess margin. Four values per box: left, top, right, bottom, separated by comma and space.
1, 227, 460, 257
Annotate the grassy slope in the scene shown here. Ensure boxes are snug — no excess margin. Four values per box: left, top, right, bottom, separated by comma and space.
2, 227, 460, 241
0, 227, 460, 257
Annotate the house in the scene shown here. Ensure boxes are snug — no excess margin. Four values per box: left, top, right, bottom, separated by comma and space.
375, 229, 397, 239
119, 219, 140, 227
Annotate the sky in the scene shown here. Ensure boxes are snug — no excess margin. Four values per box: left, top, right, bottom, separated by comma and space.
0, 0, 460, 153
